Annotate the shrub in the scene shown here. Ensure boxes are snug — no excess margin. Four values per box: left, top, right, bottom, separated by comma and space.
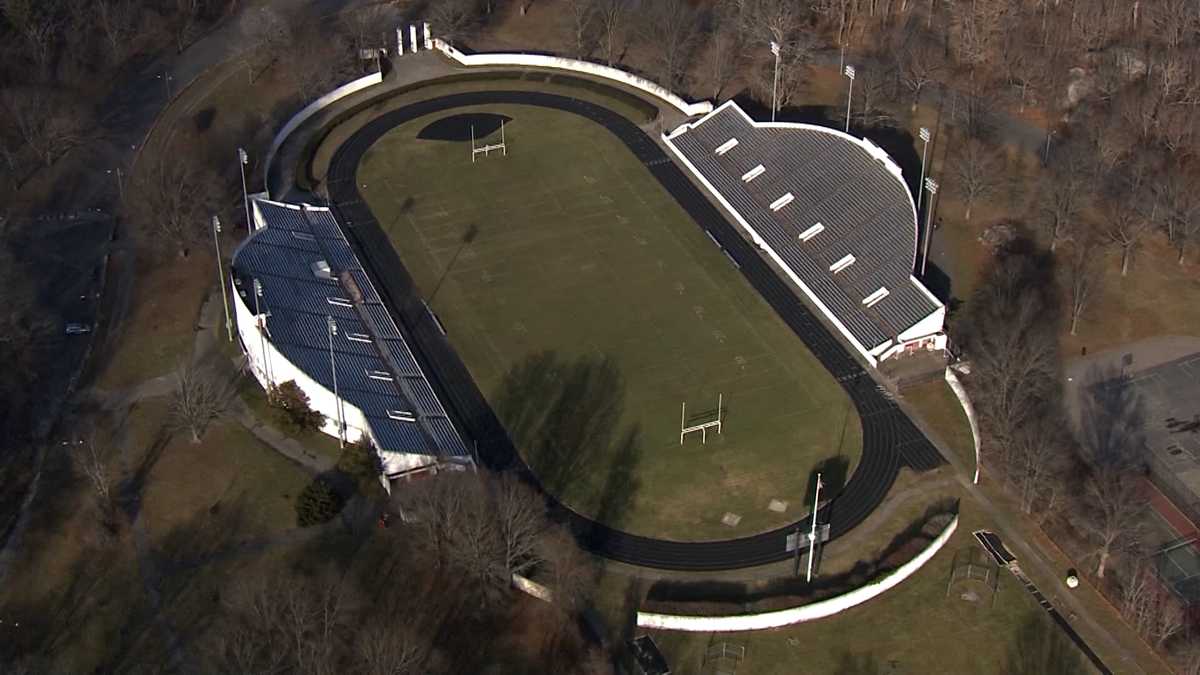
295, 479, 343, 527
268, 380, 325, 432
337, 438, 383, 495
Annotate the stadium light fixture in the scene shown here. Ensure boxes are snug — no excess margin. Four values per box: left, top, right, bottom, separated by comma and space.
212, 215, 233, 342
920, 178, 939, 276
770, 41, 782, 122
327, 315, 345, 448
843, 65, 856, 133
238, 148, 252, 234
917, 127, 932, 212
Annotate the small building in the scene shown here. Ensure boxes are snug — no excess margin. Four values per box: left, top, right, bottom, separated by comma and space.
230, 197, 472, 488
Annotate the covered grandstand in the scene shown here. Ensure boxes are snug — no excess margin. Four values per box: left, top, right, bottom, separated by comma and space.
664, 101, 945, 366
230, 197, 472, 487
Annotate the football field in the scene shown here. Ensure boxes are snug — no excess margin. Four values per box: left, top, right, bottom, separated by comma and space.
357, 102, 862, 540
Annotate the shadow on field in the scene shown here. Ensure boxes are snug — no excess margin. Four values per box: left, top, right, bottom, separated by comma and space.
428, 223, 479, 307
803, 455, 850, 508
492, 351, 641, 530
1003, 612, 1089, 675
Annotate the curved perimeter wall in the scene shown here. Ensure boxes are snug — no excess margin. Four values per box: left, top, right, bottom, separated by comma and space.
944, 368, 981, 484
265, 71, 385, 197
432, 39, 714, 117
636, 515, 958, 632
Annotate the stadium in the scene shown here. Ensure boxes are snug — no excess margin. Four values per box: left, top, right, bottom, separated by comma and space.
230, 25, 946, 570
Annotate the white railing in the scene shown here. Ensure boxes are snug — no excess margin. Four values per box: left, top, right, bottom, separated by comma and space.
432, 39, 713, 117
264, 71, 385, 197
944, 368, 982, 484
636, 515, 958, 632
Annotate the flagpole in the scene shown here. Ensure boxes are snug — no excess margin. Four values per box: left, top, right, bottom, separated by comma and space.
807, 472, 822, 582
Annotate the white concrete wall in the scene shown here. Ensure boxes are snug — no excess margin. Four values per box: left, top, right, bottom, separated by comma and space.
233, 275, 370, 444
431, 39, 714, 117
944, 369, 982, 484
264, 71, 385, 198
636, 515, 958, 632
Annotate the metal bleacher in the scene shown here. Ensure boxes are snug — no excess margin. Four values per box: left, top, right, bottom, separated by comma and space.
665, 102, 942, 359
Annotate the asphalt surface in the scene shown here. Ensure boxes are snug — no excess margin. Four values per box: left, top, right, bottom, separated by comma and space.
324, 90, 945, 570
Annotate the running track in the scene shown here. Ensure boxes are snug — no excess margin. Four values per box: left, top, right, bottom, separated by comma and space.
323, 91, 945, 570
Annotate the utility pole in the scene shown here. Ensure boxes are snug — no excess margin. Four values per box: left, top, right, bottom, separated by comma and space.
238, 148, 252, 234
917, 127, 932, 212
770, 41, 782, 122
806, 473, 823, 582
843, 65, 856, 133
107, 167, 124, 202
920, 178, 939, 276
327, 315, 345, 448
212, 215, 232, 342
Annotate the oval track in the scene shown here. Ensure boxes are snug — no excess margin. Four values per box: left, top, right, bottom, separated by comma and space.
323, 90, 944, 570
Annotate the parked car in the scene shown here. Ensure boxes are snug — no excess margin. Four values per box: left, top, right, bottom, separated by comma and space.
64, 323, 91, 335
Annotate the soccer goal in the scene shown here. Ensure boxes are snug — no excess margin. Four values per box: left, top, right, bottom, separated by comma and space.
470, 121, 507, 163
680, 393, 723, 445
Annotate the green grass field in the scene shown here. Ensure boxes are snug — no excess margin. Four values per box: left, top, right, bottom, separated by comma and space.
358, 101, 862, 540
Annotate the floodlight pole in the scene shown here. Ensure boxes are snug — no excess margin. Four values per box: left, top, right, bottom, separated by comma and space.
806, 472, 822, 582
1043, 128, 1056, 166
327, 315, 345, 448
920, 178, 939, 276
470, 125, 476, 163
238, 147, 252, 234
501, 119, 507, 156
843, 65, 856, 133
770, 41, 782, 122
211, 216, 233, 342
917, 127, 931, 212
253, 279, 271, 388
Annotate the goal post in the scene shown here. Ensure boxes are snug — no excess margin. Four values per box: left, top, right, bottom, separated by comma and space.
471, 120, 507, 163
681, 393, 723, 445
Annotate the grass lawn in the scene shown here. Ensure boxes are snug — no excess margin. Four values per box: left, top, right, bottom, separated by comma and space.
902, 379, 977, 478
358, 102, 862, 541
594, 494, 1093, 675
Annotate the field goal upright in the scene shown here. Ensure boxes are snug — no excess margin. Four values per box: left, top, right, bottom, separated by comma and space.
681, 393, 723, 445
471, 121, 507, 163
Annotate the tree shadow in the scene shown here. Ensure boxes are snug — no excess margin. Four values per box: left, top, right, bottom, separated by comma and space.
1078, 364, 1146, 467
491, 351, 641, 530
1002, 611, 1090, 675
803, 455, 851, 508
832, 651, 889, 675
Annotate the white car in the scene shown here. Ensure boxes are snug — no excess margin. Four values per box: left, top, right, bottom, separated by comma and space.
65, 323, 91, 335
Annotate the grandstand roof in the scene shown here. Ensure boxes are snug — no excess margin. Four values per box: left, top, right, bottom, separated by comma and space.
231, 198, 470, 466
665, 101, 943, 358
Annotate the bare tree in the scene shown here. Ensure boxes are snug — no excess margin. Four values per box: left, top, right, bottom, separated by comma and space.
1063, 240, 1102, 336
1102, 194, 1152, 277
641, 0, 700, 91
561, 0, 597, 57
891, 19, 946, 111
338, 3, 399, 61
595, 0, 630, 66
961, 248, 1062, 494
1159, 170, 1200, 263
947, 138, 1003, 221
1037, 142, 1093, 251
93, 0, 138, 65
169, 364, 229, 443
240, 7, 292, 84
535, 527, 594, 613
0, 87, 89, 171
1077, 465, 1145, 579
1, 0, 65, 76
123, 144, 223, 255
354, 621, 432, 675
75, 438, 113, 506
427, 0, 482, 44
